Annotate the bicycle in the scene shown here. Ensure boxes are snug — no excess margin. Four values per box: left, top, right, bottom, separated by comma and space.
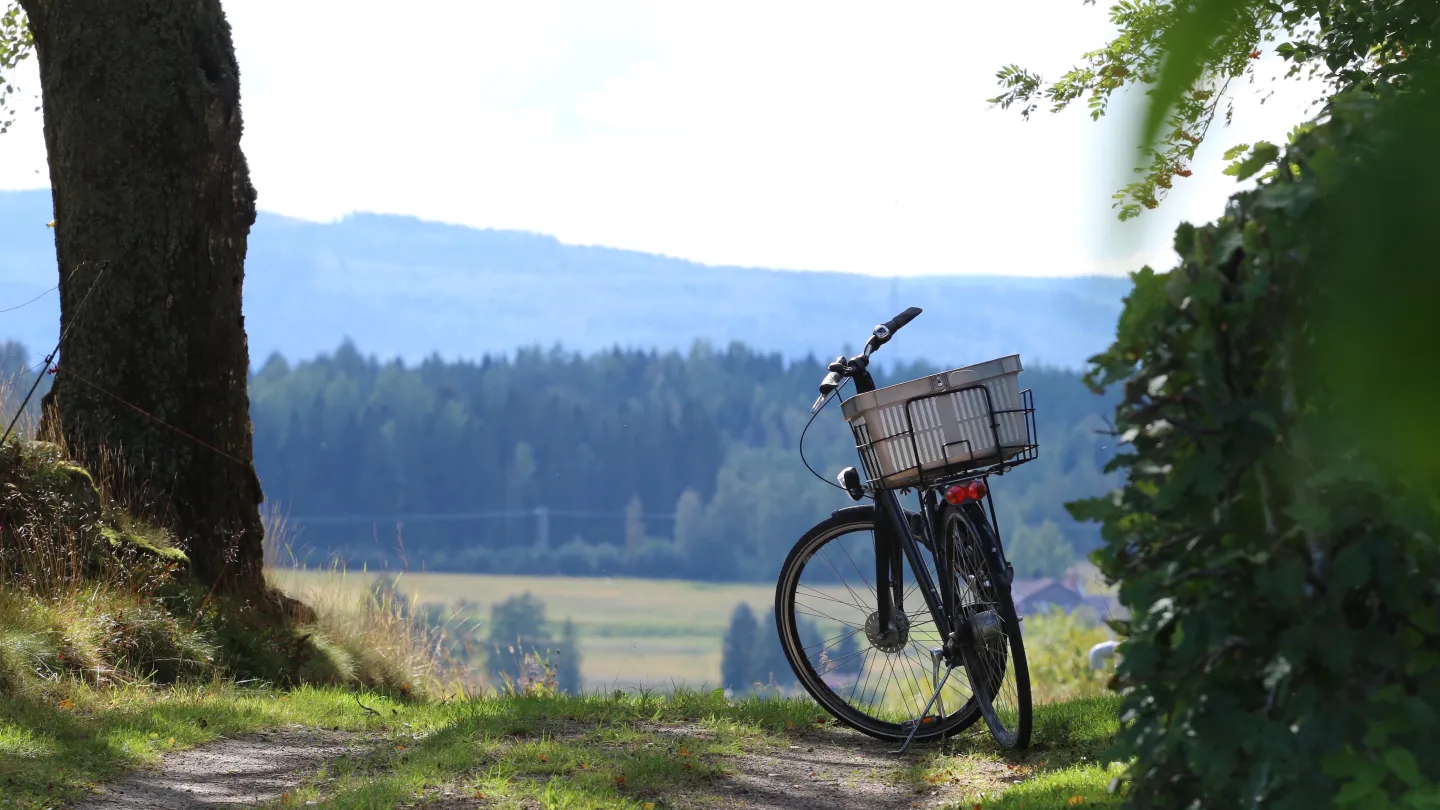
773, 307, 1037, 753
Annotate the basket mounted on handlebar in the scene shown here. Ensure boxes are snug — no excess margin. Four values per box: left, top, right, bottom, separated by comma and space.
840, 354, 1038, 492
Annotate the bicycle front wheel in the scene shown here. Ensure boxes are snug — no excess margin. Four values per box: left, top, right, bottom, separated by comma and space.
774, 511, 983, 743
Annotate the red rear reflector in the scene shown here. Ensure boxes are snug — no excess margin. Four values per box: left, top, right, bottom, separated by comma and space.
944, 485, 967, 505
968, 480, 988, 501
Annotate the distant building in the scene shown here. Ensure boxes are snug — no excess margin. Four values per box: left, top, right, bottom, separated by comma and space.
1011, 578, 1086, 615
1009, 572, 1128, 622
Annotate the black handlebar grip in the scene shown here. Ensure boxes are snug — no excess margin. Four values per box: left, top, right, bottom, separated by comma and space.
883, 307, 923, 334
818, 370, 843, 396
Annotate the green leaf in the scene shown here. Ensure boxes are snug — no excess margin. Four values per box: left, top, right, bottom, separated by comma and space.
1140, 0, 1249, 150
1333, 753, 1390, 805
1223, 143, 1253, 160
1224, 142, 1280, 180
1384, 747, 1425, 789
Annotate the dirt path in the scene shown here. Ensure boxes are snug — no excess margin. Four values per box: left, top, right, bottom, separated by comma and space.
706, 733, 941, 810
70, 727, 370, 809
650, 724, 991, 810
71, 724, 988, 810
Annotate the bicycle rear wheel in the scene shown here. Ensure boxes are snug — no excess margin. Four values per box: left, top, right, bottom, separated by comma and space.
944, 503, 1032, 749
774, 511, 983, 743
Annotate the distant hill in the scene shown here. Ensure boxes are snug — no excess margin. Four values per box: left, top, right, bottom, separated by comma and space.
0, 189, 1130, 369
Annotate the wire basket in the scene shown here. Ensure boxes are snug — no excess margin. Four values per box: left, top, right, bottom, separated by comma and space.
842, 356, 1038, 491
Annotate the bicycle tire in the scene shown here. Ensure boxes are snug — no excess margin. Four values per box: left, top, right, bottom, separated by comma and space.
945, 502, 1032, 749
774, 511, 984, 743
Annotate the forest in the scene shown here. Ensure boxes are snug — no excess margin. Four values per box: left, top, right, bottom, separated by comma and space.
2, 338, 1117, 581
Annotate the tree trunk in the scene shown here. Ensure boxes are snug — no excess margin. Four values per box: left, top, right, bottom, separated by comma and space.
19, 0, 267, 599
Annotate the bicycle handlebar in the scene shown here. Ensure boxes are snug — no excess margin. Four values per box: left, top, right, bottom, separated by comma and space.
863, 306, 924, 357
811, 307, 924, 411
881, 306, 923, 337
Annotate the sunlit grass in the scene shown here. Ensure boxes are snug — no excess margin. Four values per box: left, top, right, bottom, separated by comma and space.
0, 682, 417, 810
910, 694, 1125, 809
0, 661, 1123, 810
964, 761, 1127, 809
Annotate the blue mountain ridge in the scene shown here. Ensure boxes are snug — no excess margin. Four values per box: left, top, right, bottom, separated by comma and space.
1, 189, 1132, 370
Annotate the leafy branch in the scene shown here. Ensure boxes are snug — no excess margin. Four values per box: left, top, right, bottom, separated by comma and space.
0, 2, 34, 135
989, 0, 1437, 219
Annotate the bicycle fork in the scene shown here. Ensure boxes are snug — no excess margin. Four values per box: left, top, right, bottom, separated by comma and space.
873, 490, 962, 756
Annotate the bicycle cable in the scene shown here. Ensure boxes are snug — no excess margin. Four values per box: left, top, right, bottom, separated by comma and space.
798, 376, 851, 492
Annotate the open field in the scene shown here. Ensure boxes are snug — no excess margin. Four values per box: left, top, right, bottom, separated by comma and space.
269, 569, 1115, 698
270, 570, 795, 691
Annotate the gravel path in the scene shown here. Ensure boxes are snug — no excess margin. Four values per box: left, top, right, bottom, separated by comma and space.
650, 724, 986, 810
69, 723, 986, 810
708, 733, 936, 810
70, 727, 368, 809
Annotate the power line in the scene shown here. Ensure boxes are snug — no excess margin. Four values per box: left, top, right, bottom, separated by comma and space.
287, 508, 679, 526
0, 284, 57, 314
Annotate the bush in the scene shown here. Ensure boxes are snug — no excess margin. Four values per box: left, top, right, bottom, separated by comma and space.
1071, 87, 1440, 808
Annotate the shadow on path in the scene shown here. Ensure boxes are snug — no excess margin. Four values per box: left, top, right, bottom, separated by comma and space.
71, 727, 366, 809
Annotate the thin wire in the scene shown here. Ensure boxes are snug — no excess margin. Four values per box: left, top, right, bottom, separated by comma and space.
59, 364, 252, 469
0, 359, 49, 384
799, 377, 851, 491
0, 284, 57, 314
1, 262, 109, 446
0, 263, 83, 317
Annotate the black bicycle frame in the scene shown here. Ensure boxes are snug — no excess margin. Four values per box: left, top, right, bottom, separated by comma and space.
850, 367, 961, 650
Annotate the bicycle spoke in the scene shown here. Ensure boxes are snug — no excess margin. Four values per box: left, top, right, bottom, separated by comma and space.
795, 583, 870, 614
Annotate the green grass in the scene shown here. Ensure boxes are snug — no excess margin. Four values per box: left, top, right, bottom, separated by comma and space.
0, 683, 414, 809
262, 692, 1126, 810
0, 680, 818, 810
911, 695, 1127, 809
258, 689, 811, 810
0, 678, 1126, 810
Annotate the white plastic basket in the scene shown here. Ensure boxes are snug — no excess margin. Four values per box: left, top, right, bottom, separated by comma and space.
840, 354, 1032, 489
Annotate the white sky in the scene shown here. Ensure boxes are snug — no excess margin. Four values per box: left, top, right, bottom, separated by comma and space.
0, 0, 1324, 277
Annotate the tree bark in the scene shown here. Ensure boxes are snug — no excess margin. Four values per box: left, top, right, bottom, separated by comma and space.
19, 0, 267, 599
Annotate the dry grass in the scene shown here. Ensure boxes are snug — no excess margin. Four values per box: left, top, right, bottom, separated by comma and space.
262, 507, 483, 698
0, 429, 212, 695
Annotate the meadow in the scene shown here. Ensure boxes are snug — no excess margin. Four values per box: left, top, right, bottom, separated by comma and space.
270, 569, 797, 691
268, 568, 1115, 699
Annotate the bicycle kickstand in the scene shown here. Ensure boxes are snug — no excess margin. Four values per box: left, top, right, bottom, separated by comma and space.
891, 647, 951, 756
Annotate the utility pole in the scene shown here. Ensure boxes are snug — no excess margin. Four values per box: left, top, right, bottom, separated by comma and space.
533, 506, 550, 551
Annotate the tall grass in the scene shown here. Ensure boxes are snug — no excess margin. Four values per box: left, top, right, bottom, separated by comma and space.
0, 429, 207, 693
261, 504, 484, 697
1023, 606, 1115, 704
